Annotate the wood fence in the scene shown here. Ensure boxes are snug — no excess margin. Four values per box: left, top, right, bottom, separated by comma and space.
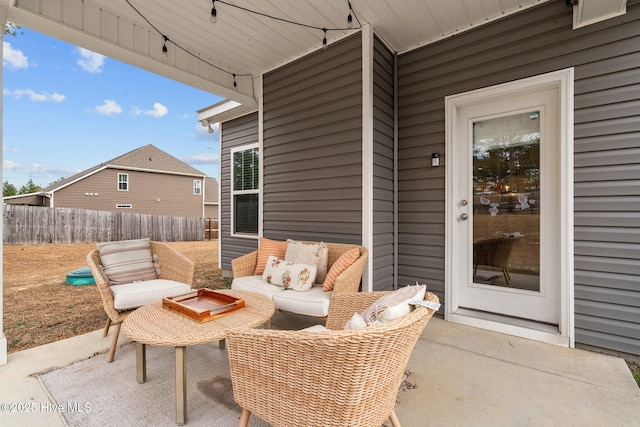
3, 205, 218, 244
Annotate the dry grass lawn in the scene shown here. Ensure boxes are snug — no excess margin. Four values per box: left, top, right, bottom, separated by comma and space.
3, 241, 225, 353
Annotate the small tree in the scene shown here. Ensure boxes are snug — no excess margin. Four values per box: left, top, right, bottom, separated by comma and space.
48, 177, 66, 186
18, 179, 41, 195
3, 181, 17, 197
3, 22, 21, 37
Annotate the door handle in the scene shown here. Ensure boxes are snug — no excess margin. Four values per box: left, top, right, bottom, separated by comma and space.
459, 213, 469, 221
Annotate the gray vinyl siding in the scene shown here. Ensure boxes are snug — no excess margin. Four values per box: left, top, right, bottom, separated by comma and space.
397, 0, 640, 354
220, 113, 260, 271
372, 36, 395, 291
261, 34, 363, 244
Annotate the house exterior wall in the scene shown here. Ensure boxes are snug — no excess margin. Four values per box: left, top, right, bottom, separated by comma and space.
397, 0, 640, 355
261, 34, 363, 244
4, 194, 47, 206
204, 204, 218, 219
372, 36, 396, 291
51, 168, 204, 217
220, 112, 260, 270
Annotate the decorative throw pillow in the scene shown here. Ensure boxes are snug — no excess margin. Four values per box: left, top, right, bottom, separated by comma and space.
96, 238, 157, 285
254, 238, 289, 275
360, 284, 427, 325
322, 247, 360, 291
344, 312, 368, 330
262, 255, 317, 291
285, 240, 329, 284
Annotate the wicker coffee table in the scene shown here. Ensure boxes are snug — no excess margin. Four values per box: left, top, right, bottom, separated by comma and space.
121, 289, 275, 425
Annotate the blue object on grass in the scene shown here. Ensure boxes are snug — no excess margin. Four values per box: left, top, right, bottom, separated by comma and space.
66, 266, 96, 286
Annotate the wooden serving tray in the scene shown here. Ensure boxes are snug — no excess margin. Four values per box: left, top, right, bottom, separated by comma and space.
162, 289, 245, 323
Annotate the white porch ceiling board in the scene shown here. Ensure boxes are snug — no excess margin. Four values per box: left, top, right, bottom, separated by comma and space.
8, 0, 557, 110
11, 0, 258, 105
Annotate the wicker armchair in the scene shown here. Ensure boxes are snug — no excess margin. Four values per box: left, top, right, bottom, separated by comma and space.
227, 290, 440, 427
86, 241, 195, 362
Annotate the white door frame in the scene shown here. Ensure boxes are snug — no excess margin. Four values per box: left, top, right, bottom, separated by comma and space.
444, 69, 575, 347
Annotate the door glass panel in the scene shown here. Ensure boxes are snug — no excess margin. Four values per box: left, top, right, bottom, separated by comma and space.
472, 111, 540, 291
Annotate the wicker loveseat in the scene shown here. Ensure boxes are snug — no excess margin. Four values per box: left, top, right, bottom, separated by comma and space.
227, 290, 440, 427
231, 240, 368, 318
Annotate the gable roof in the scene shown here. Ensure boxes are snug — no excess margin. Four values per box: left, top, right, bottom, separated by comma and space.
42, 144, 206, 193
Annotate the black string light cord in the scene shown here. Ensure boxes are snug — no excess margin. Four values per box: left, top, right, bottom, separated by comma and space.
125, 0, 362, 100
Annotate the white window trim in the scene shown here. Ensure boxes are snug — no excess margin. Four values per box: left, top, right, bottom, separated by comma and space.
230, 143, 260, 238
117, 173, 129, 191
193, 179, 202, 195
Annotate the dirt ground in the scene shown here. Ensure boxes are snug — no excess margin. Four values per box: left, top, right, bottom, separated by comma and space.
3, 241, 226, 353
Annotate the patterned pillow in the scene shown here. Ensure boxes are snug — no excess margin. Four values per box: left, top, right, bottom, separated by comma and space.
285, 240, 329, 284
262, 255, 317, 292
254, 238, 289, 275
361, 284, 427, 325
323, 247, 360, 291
96, 238, 157, 285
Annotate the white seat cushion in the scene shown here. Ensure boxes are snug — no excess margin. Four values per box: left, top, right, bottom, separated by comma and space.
231, 276, 332, 317
231, 275, 284, 299
109, 279, 191, 310
272, 285, 331, 317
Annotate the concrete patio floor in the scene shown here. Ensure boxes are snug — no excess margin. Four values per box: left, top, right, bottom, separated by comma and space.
1, 312, 638, 427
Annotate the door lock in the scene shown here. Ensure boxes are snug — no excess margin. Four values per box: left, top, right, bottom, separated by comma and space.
460, 200, 468, 206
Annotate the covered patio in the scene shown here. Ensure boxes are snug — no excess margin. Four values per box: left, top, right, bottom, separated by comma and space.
0, 311, 638, 426
1, 1, 639, 424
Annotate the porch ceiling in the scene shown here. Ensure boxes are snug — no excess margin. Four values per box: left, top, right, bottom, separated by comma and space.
6, 0, 556, 111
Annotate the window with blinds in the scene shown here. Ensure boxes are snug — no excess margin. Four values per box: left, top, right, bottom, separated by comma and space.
232, 145, 259, 235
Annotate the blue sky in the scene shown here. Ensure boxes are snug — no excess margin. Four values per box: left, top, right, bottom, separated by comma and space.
2, 27, 224, 190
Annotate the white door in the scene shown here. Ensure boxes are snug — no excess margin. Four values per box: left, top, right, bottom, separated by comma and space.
445, 70, 574, 345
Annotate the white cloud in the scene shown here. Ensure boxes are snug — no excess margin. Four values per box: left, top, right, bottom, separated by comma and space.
3, 144, 19, 153
144, 102, 169, 118
179, 153, 219, 165
2, 42, 29, 70
2, 159, 80, 181
76, 48, 105, 73
95, 99, 123, 115
132, 103, 169, 118
4, 89, 65, 102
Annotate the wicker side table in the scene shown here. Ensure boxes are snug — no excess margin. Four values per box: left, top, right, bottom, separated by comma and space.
122, 290, 275, 425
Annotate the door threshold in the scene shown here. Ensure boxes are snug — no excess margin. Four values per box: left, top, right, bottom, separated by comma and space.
448, 308, 569, 347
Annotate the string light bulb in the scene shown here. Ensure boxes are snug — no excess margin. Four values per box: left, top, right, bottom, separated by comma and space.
322, 28, 327, 50
210, 0, 217, 23
347, 2, 353, 28
233, 73, 237, 88
162, 36, 168, 56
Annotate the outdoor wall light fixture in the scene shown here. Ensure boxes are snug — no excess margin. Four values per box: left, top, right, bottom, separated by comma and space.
432, 152, 440, 167
201, 119, 214, 133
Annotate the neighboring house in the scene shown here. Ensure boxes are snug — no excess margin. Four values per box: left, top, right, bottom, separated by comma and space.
203, 177, 219, 220
0, 0, 637, 364
4, 145, 215, 218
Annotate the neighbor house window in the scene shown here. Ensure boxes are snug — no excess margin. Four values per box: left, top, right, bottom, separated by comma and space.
118, 173, 128, 191
194, 180, 202, 195
231, 144, 259, 236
